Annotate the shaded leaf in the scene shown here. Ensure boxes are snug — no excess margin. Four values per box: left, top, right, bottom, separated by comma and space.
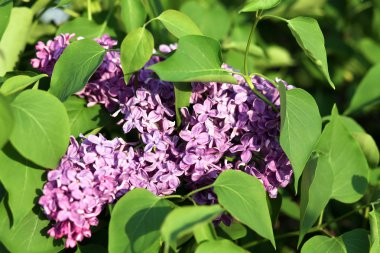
0, 94, 13, 148
369, 209, 380, 253
214, 170, 275, 247
299, 106, 369, 244
195, 239, 248, 253
240, 0, 281, 13
0, 144, 44, 226
10, 90, 70, 168
0, 201, 64, 253
0, 0, 12, 40
108, 189, 173, 253
352, 132, 379, 168
287, 17, 334, 88
279, 85, 322, 190
157, 10, 202, 38
161, 205, 223, 250
49, 39, 106, 101
0, 7, 33, 76
0, 74, 47, 96
64, 96, 101, 136
120, 0, 147, 33
180, 1, 231, 40
57, 17, 115, 39
149, 35, 236, 84
345, 64, 380, 114
174, 82, 192, 127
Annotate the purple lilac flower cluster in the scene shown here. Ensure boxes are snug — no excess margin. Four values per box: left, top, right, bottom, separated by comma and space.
180, 68, 293, 199
39, 134, 184, 247
33, 34, 293, 247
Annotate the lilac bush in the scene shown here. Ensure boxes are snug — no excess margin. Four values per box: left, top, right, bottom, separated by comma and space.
32, 34, 295, 247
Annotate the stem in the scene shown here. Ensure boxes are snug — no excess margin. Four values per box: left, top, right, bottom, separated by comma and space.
162, 195, 183, 200
87, 0, 92, 21
317, 209, 324, 226
244, 11, 261, 75
244, 75, 279, 112
250, 72, 276, 86
260, 14, 288, 23
183, 184, 214, 200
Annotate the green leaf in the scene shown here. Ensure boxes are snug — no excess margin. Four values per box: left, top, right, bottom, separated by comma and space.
287, 17, 334, 89
213, 170, 275, 247
156, 10, 203, 38
345, 64, 380, 114
57, 17, 115, 39
0, 74, 47, 96
180, 1, 231, 40
351, 132, 379, 168
299, 106, 369, 244
317, 107, 369, 203
108, 189, 173, 253
217, 221, 247, 240
149, 35, 236, 84
0, 144, 44, 226
120, 0, 147, 33
358, 38, 380, 64
279, 85, 321, 191
281, 196, 300, 220
301, 235, 345, 253
161, 205, 223, 250
299, 156, 333, 245
120, 27, 154, 78
49, 39, 106, 101
0, 7, 33, 76
0, 0, 12, 40
195, 239, 248, 253
0, 94, 13, 148
369, 209, 380, 253
301, 229, 370, 253
10, 90, 70, 168
174, 82, 192, 127
340, 229, 370, 253
0, 201, 64, 253
64, 96, 101, 136
240, 0, 281, 13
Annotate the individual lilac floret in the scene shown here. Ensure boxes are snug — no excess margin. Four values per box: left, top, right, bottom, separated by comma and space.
31, 33, 74, 75
180, 72, 293, 198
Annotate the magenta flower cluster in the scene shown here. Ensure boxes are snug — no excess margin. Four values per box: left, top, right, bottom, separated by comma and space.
32, 34, 293, 247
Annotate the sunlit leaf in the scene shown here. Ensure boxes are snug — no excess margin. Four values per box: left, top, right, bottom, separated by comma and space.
49, 39, 106, 101
149, 35, 236, 83
157, 10, 202, 38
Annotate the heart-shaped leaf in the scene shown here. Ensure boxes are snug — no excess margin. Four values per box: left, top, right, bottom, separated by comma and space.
161, 205, 223, 250
240, 0, 281, 13
10, 90, 70, 168
0, 74, 47, 96
149, 35, 236, 84
214, 170, 275, 247
156, 10, 202, 38
50, 39, 106, 101
279, 84, 322, 190
120, 0, 147, 33
109, 189, 173, 253
120, 27, 154, 78
287, 17, 334, 89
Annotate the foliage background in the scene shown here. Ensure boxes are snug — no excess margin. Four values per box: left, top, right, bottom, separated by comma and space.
0, 0, 380, 252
